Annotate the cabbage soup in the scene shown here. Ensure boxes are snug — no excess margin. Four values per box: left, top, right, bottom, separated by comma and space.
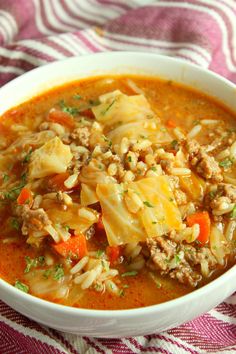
0, 76, 235, 309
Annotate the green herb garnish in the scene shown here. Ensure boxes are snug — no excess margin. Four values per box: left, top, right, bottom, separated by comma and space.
96, 249, 105, 258
150, 166, 157, 171
121, 271, 138, 277
230, 204, 236, 218
11, 218, 20, 231
43, 269, 52, 279
14, 280, 29, 293
73, 94, 82, 100
143, 201, 154, 208
170, 139, 179, 149
59, 100, 78, 116
118, 289, 125, 297
128, 156, 132, 162
24, 256, 37, 273
2, 174, 9, 183
219, 158, 233, 169
4, 182, 25, 201
23, 148, 33, 163
53, 264, 64, 281
193, 120, 200, 125
101, 99, 116, 115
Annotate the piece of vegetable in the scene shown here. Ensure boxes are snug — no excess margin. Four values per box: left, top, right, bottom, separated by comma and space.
130, 176, 183, 238
166, 119, 177, 128
210, 225, 230, 265
48, 172, 70, 191
121, 271, 138, 277
179, 173, 206, 201
96, 183, 145, 246
96, 177, 182, 246
106, 246, 121, 263
53, 234, 87, 259
28, 137, 73, 179
17, 187, 33, 206
187, 211, 211, 245
44, 203, 99, 234
80, 183, 98, 205
48, 108, 75, 128
14, 280, 29, 293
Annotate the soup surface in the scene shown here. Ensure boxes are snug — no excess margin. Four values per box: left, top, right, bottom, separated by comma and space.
0, 75, 235, 310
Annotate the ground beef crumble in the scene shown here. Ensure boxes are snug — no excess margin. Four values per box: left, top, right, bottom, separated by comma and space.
185, 139, 223, 183
147, 236, 217, 287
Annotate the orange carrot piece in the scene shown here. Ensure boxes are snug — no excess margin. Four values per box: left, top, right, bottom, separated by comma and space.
166, 119, 177, 128
17, 188, 33, 206
48, 172, 70, 191
53, 234, 87, 259
48, 109, 75, 128
106, 246, 121, 264
187, 211, 211, 245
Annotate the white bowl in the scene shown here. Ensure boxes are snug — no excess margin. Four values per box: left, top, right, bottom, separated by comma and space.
0, 52, 236, 337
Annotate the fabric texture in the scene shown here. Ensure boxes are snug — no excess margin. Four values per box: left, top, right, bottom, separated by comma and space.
0, 0, 236, 353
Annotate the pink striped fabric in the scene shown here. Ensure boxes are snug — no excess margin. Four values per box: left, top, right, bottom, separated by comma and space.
0, 0, 236, 353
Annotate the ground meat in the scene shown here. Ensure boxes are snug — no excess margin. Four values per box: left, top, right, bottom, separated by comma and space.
147, 236, 217, 287
205, 183, 236, 214
185, 139, 223, 183
19, 205, 51, 235
147, 237, 176, 271
71, 127, 90, 147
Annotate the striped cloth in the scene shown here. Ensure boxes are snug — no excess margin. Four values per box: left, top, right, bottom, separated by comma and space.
0, 1, 236, 353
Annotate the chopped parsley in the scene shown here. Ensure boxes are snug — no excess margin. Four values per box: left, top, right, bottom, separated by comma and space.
152, 221, 157, 224
43, 269, 52, 279
118, 289, 125, 297
59, 100, 78, 116
101, 99, 116, 115
53, 264, 64, 281
209, 190, 216, 200
193, 119, 200, 125
169, 197, 174, 202
10, 218, 20, 231
4, 182, 25, 201
14, 280, 29, 293
140, 134, 147, 139
96, 249, 105, 258
73, 94, 82, 100
230, 204, 236, 218
102, 135, 112, 147
23, 148, 33, 163
170, 139, 179, 150
127, 156, 132, 162
24, 256, 45, 274
143, 201, 154, 208
64, 225, 70, 231
150, 166, 157, 171
2, 173, 9, 183
219, 158, 233, 169
121, 271, 138, 277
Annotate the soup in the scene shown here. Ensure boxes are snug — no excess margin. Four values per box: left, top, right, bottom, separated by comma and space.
0, 76, 235, 310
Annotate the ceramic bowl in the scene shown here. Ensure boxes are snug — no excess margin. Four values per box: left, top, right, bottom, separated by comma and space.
0, 52, 235, 337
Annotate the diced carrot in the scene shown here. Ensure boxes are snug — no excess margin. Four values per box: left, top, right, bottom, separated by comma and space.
48, 109, 75, 128
48, 172, 70, 191
187, 211, 211, 245
17, 188, 33, 206
80, 109, 94, 119
106, 246, 121, 264
166, 119, 177, 128
97, 216, 105, 230
53, 234, 87, 259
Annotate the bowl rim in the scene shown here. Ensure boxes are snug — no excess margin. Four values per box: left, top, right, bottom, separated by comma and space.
0, 51, 236, 318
